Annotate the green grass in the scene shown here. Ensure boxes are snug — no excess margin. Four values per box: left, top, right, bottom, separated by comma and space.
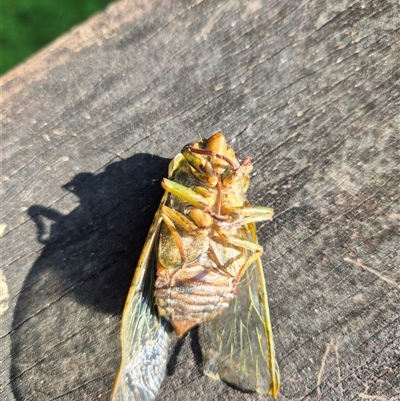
1, 0, 115, 75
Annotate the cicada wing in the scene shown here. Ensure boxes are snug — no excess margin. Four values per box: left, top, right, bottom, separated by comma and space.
112, 193, 170, 401
200, 223, 280, 398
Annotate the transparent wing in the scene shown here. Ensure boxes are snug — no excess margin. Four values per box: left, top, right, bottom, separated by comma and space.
112, 193, 170, 401
200, 222, 280, 398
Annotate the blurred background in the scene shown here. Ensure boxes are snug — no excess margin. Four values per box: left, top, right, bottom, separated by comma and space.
1, 0, 115, 75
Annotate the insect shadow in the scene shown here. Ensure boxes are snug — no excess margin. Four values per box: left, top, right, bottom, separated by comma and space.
10, 153, 201, 400
166, 327, 203, 376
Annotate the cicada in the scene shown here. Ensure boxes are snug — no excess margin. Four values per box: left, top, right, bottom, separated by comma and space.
111, 133, 280, 400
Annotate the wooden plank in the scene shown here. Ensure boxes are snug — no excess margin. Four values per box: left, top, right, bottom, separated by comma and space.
1, 0, 399, 400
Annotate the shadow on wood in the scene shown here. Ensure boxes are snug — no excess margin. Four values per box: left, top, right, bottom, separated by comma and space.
10, 154, 169, 400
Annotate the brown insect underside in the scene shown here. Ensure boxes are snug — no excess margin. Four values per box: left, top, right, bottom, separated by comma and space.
111, 132, 280, 400
154, 133, 263, 337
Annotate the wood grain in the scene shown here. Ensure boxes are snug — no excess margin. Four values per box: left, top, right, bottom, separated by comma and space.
1, 0, 399, 400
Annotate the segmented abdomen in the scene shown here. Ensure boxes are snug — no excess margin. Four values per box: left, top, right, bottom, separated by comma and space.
154, 262, 236, 337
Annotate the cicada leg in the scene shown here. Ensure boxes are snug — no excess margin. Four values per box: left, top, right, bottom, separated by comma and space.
162, 178, 229, 221
162, 205, 198, 232
181, 146, 218, 187
182, 132, 254, 189
160, 205, 210, 263
207, 243, 236, 278
214, 228, 264, 280
160, 211, 186, 263
161, 179, 211, 210
183, 145, 238, 170
221, 205, 274, 225
215, 195, 269, 276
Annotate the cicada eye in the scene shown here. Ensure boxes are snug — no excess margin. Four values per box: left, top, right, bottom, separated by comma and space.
206, 132, 228, 156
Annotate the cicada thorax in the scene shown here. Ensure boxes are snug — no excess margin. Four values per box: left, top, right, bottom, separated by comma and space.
154, 133, 255, 337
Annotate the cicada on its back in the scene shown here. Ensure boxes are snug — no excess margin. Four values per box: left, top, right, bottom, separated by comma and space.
111, 133, 280, 400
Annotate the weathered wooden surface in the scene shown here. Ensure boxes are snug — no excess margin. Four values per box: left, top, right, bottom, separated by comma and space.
1, 0, 399, 400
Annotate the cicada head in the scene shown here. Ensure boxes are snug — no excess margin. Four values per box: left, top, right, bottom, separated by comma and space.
205, 132, 239, 176
181, 132, 249, 189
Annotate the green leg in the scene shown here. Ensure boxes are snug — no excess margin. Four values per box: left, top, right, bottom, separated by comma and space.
162, 205, 198, 232
222, 205, 274, 225
214, 228, 264, 279
162, 178, 211, 210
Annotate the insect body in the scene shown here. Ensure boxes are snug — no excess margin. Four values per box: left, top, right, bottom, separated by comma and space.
112, 133, 280, 400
